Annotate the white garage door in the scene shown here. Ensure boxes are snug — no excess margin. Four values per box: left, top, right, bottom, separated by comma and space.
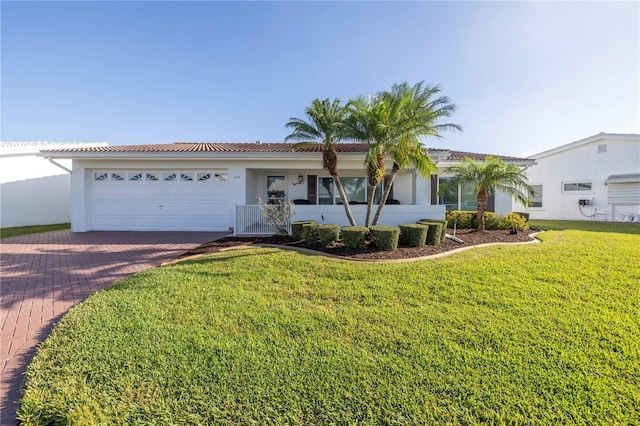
92, 170, 229, 231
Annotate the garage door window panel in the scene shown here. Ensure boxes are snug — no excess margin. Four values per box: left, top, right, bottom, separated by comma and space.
111, 173, 125, 181
163, 173, 177, 181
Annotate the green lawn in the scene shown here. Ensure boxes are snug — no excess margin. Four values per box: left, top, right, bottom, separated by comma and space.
530, 219, 640, 235
19, 224, 640, 424
0, 223, 70, 239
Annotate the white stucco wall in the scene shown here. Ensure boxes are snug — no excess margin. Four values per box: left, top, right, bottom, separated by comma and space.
516, 134, 640, 221
0, 142, 106, 228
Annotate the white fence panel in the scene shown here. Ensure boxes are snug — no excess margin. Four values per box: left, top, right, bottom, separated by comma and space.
235, 205, 291, 235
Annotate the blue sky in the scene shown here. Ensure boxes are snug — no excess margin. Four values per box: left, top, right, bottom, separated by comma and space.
2, 1, 638, 157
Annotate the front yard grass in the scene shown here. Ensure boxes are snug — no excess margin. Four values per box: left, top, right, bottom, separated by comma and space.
19, 228, 639, 424
0, 223, 70, 239
530, 219, 640, 234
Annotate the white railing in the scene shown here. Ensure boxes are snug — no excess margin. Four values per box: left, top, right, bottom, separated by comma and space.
235, 204, 292, 235
235, 203, 445, 235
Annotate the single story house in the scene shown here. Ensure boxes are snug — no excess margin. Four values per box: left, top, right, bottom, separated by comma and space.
0, 141, 108, 228
515, 133, 640, 222
40, 142, 534, 233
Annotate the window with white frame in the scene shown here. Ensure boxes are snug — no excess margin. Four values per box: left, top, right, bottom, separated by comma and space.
318, 177, 381, 204
438, 177, 477, 211
528, 184, 543, 208
562, 181, 592, 192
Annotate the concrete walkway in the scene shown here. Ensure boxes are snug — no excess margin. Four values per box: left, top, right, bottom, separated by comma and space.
0, 230, 226, 425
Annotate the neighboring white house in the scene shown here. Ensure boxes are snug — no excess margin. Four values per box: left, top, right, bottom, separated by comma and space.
515, 133, 640, 221
0, 141, 108, 228
39, 142, 534, 233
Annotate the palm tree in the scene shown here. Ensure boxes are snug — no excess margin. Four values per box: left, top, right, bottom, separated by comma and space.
344, 95, 393, 226
285, 98, 357, 226
444, 156, 534, 231
345, 82, 461, 226
370, 82, 461, 226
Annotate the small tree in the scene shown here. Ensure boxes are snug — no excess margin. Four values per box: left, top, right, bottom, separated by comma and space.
444, 156, 534, 231
256, 195, 294, 235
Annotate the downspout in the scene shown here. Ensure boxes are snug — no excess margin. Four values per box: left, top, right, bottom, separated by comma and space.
47, 157, 72, 173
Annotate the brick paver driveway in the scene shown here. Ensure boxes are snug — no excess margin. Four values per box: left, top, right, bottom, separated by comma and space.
0, 230, 226, 425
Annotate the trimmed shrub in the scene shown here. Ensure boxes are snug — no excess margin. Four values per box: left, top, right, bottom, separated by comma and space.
445, 210, 530, 231
421, 218, 448, 241
426, 223, 443, 245
399, 224, 428, 247
445, 210, 477, 229
504, 212, 529, 231
341, 226, 369, 249
316, 224, 339, 248
369, 226, 400, 251
418, 221, 443, 245
291, 220, 316, 240
302, 223, 319, 245
483, 212, 501, 230
514, 212, 530, 222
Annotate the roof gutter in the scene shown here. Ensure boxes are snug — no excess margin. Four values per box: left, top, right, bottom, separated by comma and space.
47, 157, 72, 173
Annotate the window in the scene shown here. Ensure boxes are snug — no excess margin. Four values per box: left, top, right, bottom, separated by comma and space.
146, 173, 159, 181
214, 173, 228, 182
318, 177, 334, 205
180, 173, 193, 181
460, 183, 478, 211
94, 172, 108, 181
342, 177, 368, 204
111, 173, 125, 181
163, 173, 177, 181
563, 181, 592, 192
438, 177, 477, 211
317, 177, 382, 205
438, 177, 458, 210
198, 173, 211, 181
528, 184, 543, 208
129, 173, 143, 181
267, 176, 286, 203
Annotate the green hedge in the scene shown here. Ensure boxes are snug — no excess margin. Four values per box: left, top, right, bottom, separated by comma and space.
291, 220, 316, 239
445, 211, 529, 231
399, 224, 428, 247
341, 226, 369, 249
417, 221, 443, 245
316, 224, 339, 248
514, 212, 530, 222
302, 223, 319, 245
369, 226, 400, 251
420, 218, 448, 241
445, 211, 477, 229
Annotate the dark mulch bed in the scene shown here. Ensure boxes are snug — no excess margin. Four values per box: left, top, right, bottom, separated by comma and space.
181, 229, 540, 261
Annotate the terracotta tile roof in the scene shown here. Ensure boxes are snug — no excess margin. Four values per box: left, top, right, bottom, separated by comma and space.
441, 149, 531, 162
44, 142, 367, 153
41, 142, 531, 161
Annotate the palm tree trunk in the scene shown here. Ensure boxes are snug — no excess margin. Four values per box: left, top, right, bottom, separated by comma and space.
364, 185, 377, 227
371, 163, 400, 226
477, 187, 489, 231
334, 176, 357, 226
